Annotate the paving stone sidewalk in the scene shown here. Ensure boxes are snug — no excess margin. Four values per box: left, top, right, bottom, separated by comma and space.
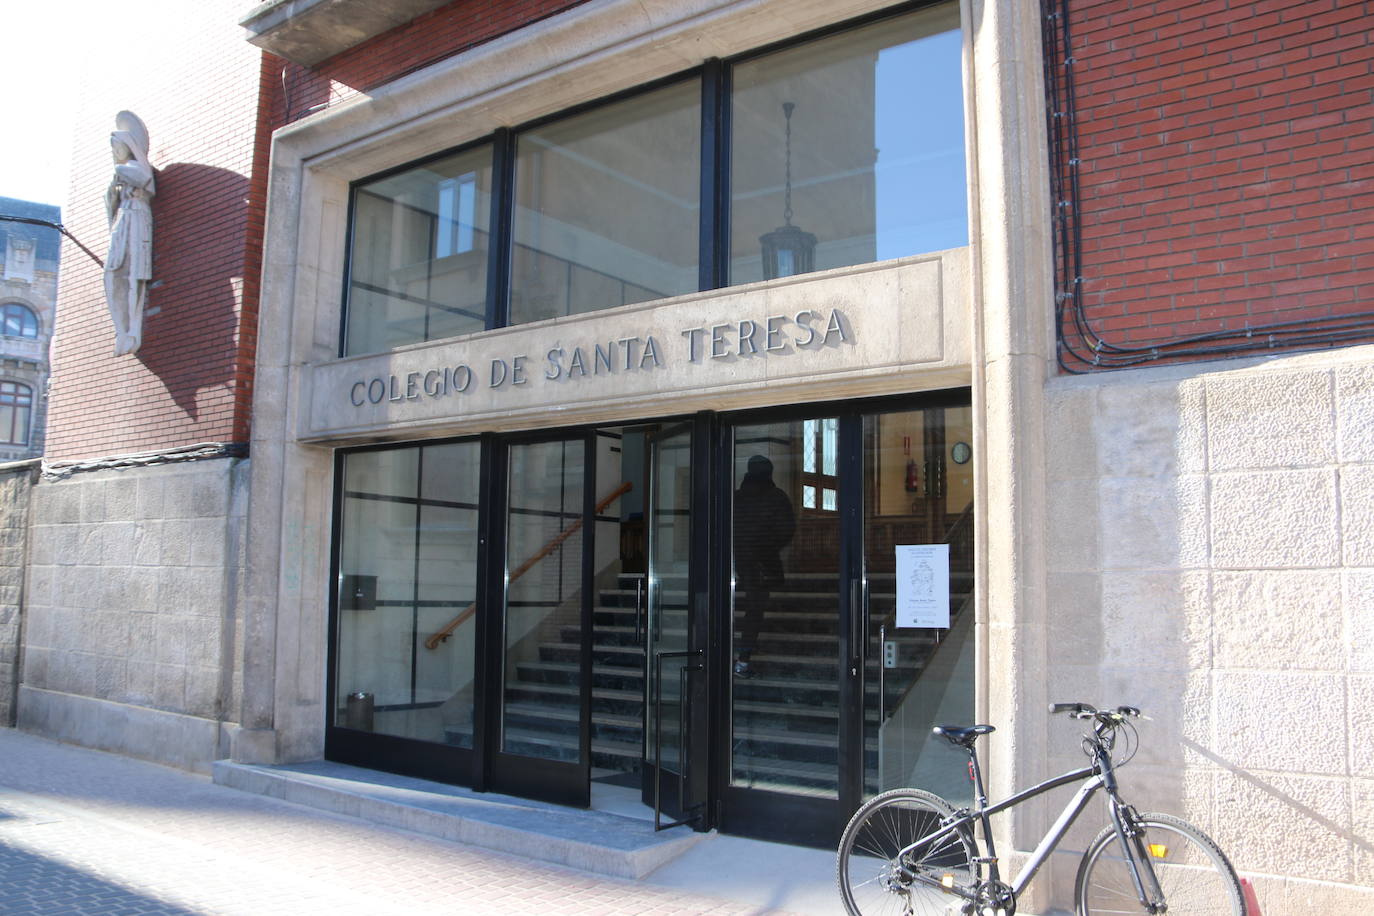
0, 729, 797, 916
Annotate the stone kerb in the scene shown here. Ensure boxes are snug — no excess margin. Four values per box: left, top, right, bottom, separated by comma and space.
17, 458, 248, 771
1041, 346, 1374, 912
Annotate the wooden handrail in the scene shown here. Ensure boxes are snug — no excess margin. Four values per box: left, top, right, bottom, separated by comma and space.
423, 480, 633, 650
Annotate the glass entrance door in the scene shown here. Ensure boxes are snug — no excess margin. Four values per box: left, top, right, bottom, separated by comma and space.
718, 399, 975, 846
861, 407, 976, 804
488, 434, 594, 806
640, 421, 706, 825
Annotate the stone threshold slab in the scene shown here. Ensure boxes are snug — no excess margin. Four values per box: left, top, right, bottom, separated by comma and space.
212, 759, 701, 879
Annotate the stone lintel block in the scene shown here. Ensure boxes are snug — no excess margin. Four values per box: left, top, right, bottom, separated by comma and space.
1213, 671, 1346, 775
1346, 570, 1374, 673
1047, 478, 1098, 571
1351, 676, 1374, 779
1213, 570, 1345, 672
1210, 768, 1352, 884
78, 483, 107, 524
1342, 465, 1374, 567
1354, 778, 1374, 887
105, 478, 137, 520
1045, 571, 1101, 668
1094, 379, 1189, 479
1100, 570, 1211, 671
100, 521, 138, 566
1206, 370, 1335, 471
1336, 364, 1374, 463
1043, 382, 1097, 480
1211, 469, 1339, 569
1098, 476, 1208, 570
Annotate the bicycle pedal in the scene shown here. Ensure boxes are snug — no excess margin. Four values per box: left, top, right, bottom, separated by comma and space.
972, 856, 998, 864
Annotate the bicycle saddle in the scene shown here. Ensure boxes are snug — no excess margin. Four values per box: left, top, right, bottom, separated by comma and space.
932, 724, 995, 748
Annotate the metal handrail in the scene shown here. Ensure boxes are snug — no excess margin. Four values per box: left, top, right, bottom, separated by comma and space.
423, 480, 632, 650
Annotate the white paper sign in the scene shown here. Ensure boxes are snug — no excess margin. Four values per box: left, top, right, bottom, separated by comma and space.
895, 544, 950, 629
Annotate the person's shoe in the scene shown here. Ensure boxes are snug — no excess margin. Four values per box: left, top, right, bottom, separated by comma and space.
733, 659, 754, 678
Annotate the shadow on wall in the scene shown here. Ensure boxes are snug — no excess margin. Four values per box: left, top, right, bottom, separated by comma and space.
139, 162, 250, 420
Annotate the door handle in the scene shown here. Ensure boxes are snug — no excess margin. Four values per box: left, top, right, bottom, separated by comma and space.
849, 577, 868, 669
634, 576, 645, 646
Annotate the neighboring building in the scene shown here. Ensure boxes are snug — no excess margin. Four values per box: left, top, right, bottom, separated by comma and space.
4, 1, 1371, 913
0, 197, 60, 460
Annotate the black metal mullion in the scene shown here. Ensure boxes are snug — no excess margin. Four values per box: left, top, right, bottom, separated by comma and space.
580, 432, 597, 778
410, 448, 426, 706
688, 410, 716, 822
836, 411, 866, 819
474, 433, 505, 791
487, 127, 516, 329
700, 59, 728, 292
325, 450, 347, 737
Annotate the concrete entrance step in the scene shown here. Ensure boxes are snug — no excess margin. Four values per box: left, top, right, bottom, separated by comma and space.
212, 759, 701, 880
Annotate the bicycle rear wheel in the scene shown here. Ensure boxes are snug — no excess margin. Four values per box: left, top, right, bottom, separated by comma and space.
837, 788, 977, 916
1075, 812, 1244, 915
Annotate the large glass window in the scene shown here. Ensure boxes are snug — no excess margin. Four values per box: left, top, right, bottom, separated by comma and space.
510, 80, 701, 325
341, 3, 964, 355
730, 4, 965, 284
334, 442, 482, 747
344, 146, 493, 355
0, 381, 32, 446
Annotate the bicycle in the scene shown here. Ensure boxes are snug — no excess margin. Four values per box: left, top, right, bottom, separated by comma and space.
837, 702, 1246, 915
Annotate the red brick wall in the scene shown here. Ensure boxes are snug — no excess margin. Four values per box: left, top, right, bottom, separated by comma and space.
1062, 0, 1374, 365
273, 0, 591, 125
47, 1, 268, 460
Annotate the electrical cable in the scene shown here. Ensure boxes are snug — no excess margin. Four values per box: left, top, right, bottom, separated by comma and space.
1042, 0, 1374, 372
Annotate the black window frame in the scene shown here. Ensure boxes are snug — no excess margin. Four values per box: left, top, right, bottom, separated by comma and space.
338, 0, 957, 358
0, 380, 33, 446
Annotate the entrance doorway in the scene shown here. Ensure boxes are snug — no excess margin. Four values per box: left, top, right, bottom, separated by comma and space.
718, 402, 975, 845
326, 394, 973, 846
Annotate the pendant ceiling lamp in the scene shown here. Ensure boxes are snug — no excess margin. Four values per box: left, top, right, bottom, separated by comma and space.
759, 101, 817, 280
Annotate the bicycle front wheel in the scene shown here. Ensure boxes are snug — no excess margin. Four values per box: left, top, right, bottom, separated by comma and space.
1075, 812, 1244, 915
837, 788, 977, 916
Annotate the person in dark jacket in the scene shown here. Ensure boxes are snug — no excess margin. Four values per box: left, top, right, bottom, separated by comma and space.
733, 455, 795, 677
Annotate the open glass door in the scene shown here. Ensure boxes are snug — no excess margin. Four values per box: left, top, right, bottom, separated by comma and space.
488, 434, 594, 806
640, 421, 706, 827
861, 406, 976, 805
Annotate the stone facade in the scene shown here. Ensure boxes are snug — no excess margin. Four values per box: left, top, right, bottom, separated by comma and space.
0, 462, 37, 726
0, 197, 60, 462
1036, 347, 1374, 911
6, 0, 1371, 912
18, 458, 248, 772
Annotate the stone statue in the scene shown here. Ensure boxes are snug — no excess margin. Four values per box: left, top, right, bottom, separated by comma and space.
104, 111, 155, 356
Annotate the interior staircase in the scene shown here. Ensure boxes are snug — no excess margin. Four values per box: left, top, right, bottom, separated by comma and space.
487, 567, 974, 798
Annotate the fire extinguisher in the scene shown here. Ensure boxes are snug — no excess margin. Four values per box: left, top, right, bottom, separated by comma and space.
904, 436, 919, 492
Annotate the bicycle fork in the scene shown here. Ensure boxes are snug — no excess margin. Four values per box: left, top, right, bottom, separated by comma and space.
1108, 799, 1169, 914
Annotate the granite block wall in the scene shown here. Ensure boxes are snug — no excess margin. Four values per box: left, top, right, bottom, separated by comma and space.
18, 457, 248, 771
1042, 344, 1374, 913
0, 462, 36, 726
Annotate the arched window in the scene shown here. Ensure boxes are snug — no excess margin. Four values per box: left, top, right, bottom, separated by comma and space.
0, 381, 33, 446
1, 303, 39, 338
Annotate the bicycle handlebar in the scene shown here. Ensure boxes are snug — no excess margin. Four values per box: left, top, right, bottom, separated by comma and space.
1049, 702, 1141, 722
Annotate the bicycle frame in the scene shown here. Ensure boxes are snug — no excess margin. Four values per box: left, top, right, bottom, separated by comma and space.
895, 748, 1165, 909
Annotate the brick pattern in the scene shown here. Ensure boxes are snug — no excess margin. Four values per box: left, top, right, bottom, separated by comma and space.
45, 0, 266, 461
272, 0, 592, 125
1064, 0, 1374, 360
